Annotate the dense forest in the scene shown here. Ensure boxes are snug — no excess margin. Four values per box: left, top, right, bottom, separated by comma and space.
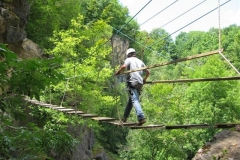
1, 0, 240, 159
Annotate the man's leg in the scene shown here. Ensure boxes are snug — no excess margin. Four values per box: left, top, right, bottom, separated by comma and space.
130, 88, 145, 121
122, 97, 133, 122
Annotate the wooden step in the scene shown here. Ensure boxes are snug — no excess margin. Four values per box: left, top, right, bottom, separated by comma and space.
130, 124, 165, 129
80, 114, 98, 118
58, 108, 75, 112
91, 117, 116, 121
66, 111, 85, 114
37, 103, 53, 107
109, 121, 138, 126
52, 107, 65, 109
165, 124, 209, 129
214, 123, 240, 128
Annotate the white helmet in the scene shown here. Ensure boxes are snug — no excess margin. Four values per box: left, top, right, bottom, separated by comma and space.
126, 48, 136, 56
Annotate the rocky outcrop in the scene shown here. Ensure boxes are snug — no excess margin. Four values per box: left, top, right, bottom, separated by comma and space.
111, 35, 129, 66
193, 129, 240, 160
0, 0, 42, 58
68, 125, 108, 160
111, 35, 129, 83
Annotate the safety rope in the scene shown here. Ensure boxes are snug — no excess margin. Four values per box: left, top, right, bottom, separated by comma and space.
60, 79, 69, 107
217, 0, 240, 75
140, 0, 178, 26
218, 0, 221, 52
159, 0, 206, 29
73, 66, 77, 112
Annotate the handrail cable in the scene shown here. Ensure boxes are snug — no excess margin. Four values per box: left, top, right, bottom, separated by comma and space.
112, 27, 170, 60
97, 0, 153, 49
147, 0, 231, 48
159, 0, 206, 29
139, 0, 178, 27
118, 0, 152, 33
117, 49, 222, 75
145, 76, 240, 84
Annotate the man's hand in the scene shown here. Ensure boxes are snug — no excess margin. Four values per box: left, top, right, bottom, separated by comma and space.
143, 79, 146, 84
114, 65, 127, 76
114, 71, 120, 76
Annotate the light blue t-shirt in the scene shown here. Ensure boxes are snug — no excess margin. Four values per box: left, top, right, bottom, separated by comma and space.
124, 57, 146, 84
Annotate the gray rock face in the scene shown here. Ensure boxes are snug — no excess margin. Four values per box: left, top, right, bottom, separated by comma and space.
93, 150, 108, 160
69, 125, 108, 160
192, 130, 240, 160
0, 0, 42, 58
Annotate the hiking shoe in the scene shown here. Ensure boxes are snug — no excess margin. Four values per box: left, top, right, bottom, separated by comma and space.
121, 117, 127, 123
137, 119, 146, 126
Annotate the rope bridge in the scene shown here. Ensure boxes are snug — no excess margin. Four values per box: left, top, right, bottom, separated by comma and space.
25, 98, 240, 130
23, 0, 240, 131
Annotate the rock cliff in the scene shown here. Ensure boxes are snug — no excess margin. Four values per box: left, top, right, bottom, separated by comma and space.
0, 0, 43, 58
193, 128, 240, 160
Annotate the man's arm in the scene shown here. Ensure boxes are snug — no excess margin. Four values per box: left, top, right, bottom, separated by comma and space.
114, 64, 127, 76
143, 69, 150, 83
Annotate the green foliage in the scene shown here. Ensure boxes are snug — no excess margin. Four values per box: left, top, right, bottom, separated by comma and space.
175, 30, 219, 58
26, 0, 82, 49
222, 24, 240, 70
0, 114, 78, 160
48, 15, 114, 111
0, 43, 64, 107
0, 43, 72, 159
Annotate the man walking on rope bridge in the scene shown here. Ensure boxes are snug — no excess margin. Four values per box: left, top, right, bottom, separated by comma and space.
115, 48, 150, 126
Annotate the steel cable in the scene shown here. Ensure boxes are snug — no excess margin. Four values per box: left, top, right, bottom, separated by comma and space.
139, 0, 179, 27
147, 0, 231, 48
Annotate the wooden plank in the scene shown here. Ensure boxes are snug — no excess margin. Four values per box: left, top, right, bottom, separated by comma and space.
37, 103, 53, 107
58, 108, 75, 112
119, 49, 223, 75
25, 99, 39, 102
109, 121, 138, 126
130, 124, 165, 129
66, 111, 85, 114
30, 102, 44, 105
145, 76, 240, 84
214, 123, 240, 128
165, 124, 209, 129
48, 105, 60, 108
32, 103, 57, 108
28, 101, 53, 106
91, 117, 116, 121
52, 107, 65, 109
80, 114, 98, 118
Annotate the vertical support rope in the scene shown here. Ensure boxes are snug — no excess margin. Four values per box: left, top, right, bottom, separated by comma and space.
49, 87, 51, 104
60, 79, 69, 107
218, 0, 221, 50
217, 0, 240, 75
74, 66, 77, 112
